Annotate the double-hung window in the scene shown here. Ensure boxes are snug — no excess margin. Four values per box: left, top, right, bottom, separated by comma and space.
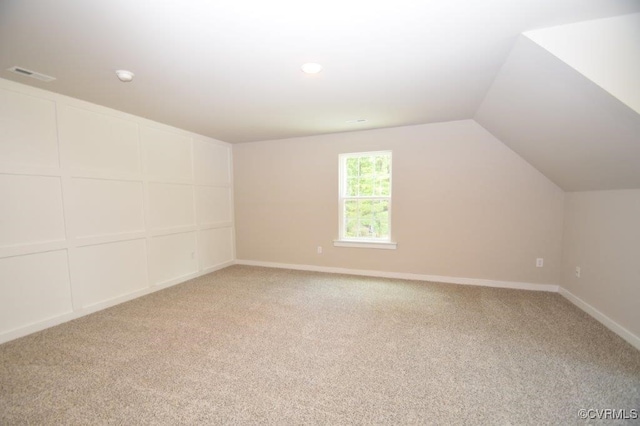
335, 151, 396, 249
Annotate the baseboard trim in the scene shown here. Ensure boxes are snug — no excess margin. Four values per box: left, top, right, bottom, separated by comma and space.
0, 260, 235, 345
5, 259, 637, 353
0, 311, 79, 346
234, 259, 559, 292
558, 287, 640, 351
236, 259, 639, 350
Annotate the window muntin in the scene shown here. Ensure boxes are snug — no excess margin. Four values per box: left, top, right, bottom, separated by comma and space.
339, 151, 392, 242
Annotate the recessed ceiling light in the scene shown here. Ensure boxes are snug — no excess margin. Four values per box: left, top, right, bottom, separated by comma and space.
115, 69, 135, 82
301, 63, 322, 74
346, 119, 367, 124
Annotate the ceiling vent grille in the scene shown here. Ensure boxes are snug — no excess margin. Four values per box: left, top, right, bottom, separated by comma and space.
6, 66, 56, 82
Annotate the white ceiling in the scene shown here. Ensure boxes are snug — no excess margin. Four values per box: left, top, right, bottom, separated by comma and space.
525, 13, 640, 115
1, 0, 639, 143
475, 36, 640, 191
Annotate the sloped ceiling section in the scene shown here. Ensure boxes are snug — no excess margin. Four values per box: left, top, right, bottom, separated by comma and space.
526, 13, 640, 115
475, 35, 640, 192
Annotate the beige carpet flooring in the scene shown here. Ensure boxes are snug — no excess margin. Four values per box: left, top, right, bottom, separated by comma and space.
1, 265, 639, 425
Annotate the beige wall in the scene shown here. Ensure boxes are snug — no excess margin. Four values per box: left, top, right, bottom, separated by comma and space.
234, 120, 564, 284
562, 190, 640, 337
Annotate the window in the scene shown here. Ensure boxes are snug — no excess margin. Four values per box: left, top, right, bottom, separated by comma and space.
335, 151, 396, 249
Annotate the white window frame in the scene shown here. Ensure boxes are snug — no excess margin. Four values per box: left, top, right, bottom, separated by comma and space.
334, 150, 397, 250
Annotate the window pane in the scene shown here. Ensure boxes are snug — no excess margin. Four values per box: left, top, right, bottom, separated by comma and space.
357, 200, 373, 237
345, 199, 359, 238
375, 177, 391, 196
359, 177, 374, 196
358, 199, 374, 220
359, 156, 374, 176
345, 200, 358, 220
345, 219, 358, 238
359, 217, 374, 238
346, 157, 359, 177
375, 156, 385, 174
372, 200, 390, 239
346, 178, 358, 196
375, 155, 391, 174
343, 198, 390, 239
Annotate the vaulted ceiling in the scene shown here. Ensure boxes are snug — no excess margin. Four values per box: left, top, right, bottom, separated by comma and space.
476, 13, 640, 191
1, 0, 639, 191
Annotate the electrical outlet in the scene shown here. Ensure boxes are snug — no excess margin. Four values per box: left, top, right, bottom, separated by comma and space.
536, 258, 544, 268
575, 266, 581, 278
317, 246, 323, 254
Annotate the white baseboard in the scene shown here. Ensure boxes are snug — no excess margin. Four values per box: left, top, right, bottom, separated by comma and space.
0, 260, 235, 345
559, 287, 640, 351
235, 259, 640, 351
0, 311, 79, 346
5, 259, 637, 354
234, 259, 559, 292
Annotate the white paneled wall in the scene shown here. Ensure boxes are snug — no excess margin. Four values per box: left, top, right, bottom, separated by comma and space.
149, 232, 198, 285
199, 227, 235, 270
148, 183, 195, 230
72, 239, 149, 309
0, 79, 235, 343
58, 105, 141, 173
0, 89, 59, 168
0, 175, 66, 246
70, 178, 145, 238
0, 251, 72, 332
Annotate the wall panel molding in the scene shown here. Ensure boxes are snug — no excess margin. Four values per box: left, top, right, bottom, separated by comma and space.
0, 77, 235, 343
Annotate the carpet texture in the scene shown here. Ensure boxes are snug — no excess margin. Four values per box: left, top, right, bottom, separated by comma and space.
1, 265, 639, 424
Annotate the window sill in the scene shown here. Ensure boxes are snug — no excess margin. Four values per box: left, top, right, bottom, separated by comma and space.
333, 240, 397, 250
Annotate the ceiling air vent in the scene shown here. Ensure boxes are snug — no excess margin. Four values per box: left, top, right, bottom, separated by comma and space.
6, 66, 56, 82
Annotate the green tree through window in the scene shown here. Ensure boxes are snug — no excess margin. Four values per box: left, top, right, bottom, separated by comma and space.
339, 151, 392, 241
